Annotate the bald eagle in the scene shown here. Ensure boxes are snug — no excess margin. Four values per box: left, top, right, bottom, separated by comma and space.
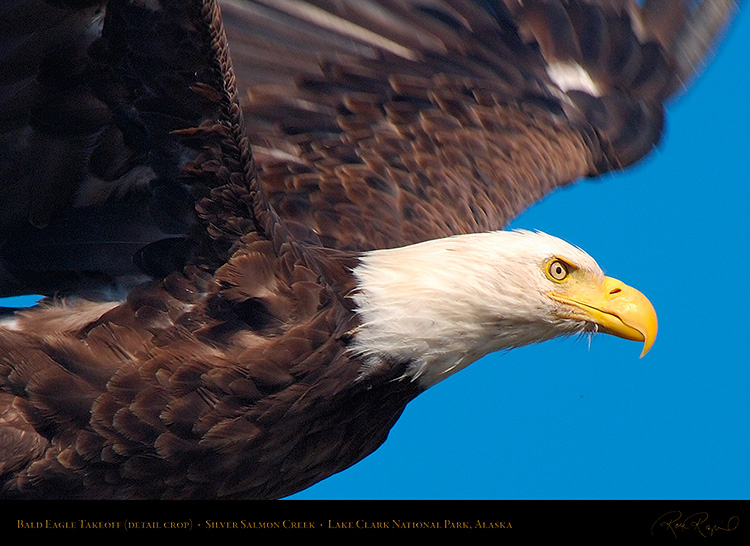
0, 0, 736, 499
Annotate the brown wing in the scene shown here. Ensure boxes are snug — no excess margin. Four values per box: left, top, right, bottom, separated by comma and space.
0, 0, 736, 297
224, 0, 735, 251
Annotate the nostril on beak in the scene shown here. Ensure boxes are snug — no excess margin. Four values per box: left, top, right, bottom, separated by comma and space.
609, 287, 621, 295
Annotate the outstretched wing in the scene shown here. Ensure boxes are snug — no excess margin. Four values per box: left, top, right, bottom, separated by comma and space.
226, 0, 736, 251
0, 0, 737, 299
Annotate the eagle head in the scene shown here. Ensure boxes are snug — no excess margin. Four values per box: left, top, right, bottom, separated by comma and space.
349, 230, 657, 388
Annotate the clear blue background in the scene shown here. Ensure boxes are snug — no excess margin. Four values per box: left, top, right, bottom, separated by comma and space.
289, 8, 750, 499
2, 7, 747, 501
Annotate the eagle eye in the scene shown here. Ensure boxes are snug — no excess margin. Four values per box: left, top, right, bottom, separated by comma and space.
547, 259, 569, 281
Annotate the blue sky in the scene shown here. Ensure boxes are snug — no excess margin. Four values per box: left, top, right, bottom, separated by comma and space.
288, 8, 750, 499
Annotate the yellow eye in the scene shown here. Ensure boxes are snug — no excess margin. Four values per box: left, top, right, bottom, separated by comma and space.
548, 259, 569, 281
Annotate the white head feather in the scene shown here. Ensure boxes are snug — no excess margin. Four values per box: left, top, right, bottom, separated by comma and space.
349, 230, 604, 388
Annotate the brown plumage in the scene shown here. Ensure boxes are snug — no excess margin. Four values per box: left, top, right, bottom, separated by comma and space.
0, 0, 736, 499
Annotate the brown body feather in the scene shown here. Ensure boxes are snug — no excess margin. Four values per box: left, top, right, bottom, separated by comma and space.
0, 0, 736, 498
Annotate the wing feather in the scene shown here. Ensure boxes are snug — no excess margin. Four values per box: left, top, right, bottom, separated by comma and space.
0, 0, 737, 293
223, 0, 736, 251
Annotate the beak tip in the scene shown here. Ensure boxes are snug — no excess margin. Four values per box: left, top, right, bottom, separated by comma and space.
638, 329, 657, 359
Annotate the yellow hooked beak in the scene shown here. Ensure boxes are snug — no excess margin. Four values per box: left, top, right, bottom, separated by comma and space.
550, 276, 658, 358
